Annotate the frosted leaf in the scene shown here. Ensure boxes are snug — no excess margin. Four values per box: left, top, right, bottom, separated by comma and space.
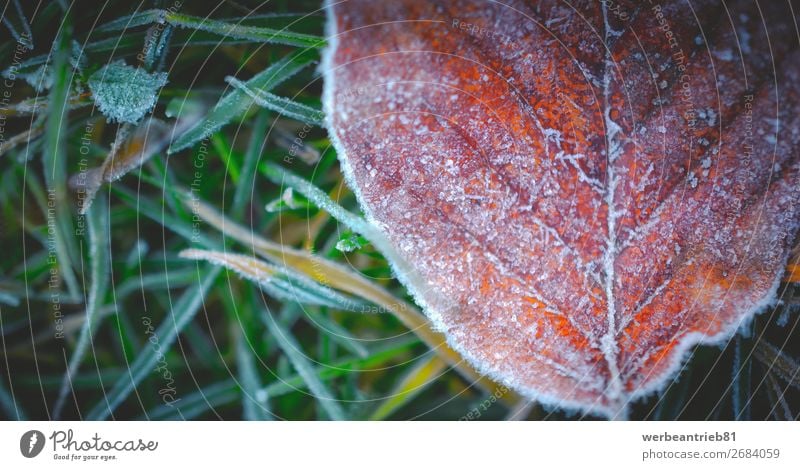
21, 64, 53, 92
323, 0, 800, 418
88, 61, 167, 124
18, 41, 86, 92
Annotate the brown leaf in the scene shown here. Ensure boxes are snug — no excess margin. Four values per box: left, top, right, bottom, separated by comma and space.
322, 0, 800, 417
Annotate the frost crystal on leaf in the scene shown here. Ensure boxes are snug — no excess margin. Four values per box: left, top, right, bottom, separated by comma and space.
322, 0, 800, 418
88, 61, 167, 124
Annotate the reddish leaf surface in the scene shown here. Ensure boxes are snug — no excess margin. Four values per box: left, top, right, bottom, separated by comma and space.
322, 0, 800, 417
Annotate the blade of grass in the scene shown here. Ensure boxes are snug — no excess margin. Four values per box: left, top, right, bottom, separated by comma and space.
142, 22, 173, 71
97, 10, 325, 48
144, 338, 419, 420
259, 338, 420, 398
211, 133, 241, 183
261, 304, 346, 420
119, 183, 372, 312
53, 193, 110, 418
115, 268, 199, 300
3, 35, 137, 78
261, 163, 376, 238
168, 48, 318, 153
225, 77, 323, 125
180, 248, 369, 311
85, 266, 221, 420
232, 108, 269, 219
1, 0, 34, 49
236, 329, 272, 420
2, 31, 202, 80
144, 379, 237, 420
94, 9, 163, 32
166, 11, 325, 48
303, 308, 369, 358
187, 197, 519, 405
0, 375, 27, 420
42, 18, 80, 299
113, 185, 220, 249
730, 336, 753, 420
753, 341, 800, 390
368, 354, 448, 420
764, 370, 793, 420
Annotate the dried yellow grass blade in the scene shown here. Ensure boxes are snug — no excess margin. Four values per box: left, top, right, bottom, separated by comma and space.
186, 197, 517, 405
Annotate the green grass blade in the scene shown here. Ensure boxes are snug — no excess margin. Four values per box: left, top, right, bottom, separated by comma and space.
42, 18, 80, 299
112, 186, 220, 249
211, 133, 241, 183
303, 308, 369, 358
97, 9, 326, 48
2, 0, 34, 49
95, 9, 163, 33
143, 379, 237, 420
115, 269, 199, 300
180, 248, 368, 311
261, 163, 376, 238
0, 376, 26, 420
53, 193, 110, 418
144, 339, 419, 420
259, 339, 420, 398
186, 198, 519, 404
236, 330, 272, 420
764, 371, 793, 420
168, 48, 318, 154
225, 77, 323, 125
232, 108, 269, 219
85, 267, 221, 420
753, 341, 800, 390
165, 12, 325, 48
261, 305, 346, 420
731, 336, 753, 420
368, 355, 447, 420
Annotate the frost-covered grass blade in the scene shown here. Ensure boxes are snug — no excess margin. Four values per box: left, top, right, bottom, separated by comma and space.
96, 10, 325, 48
168, 48, 318, 153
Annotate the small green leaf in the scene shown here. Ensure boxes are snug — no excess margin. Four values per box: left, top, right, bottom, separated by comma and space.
88, 61, 167, 123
